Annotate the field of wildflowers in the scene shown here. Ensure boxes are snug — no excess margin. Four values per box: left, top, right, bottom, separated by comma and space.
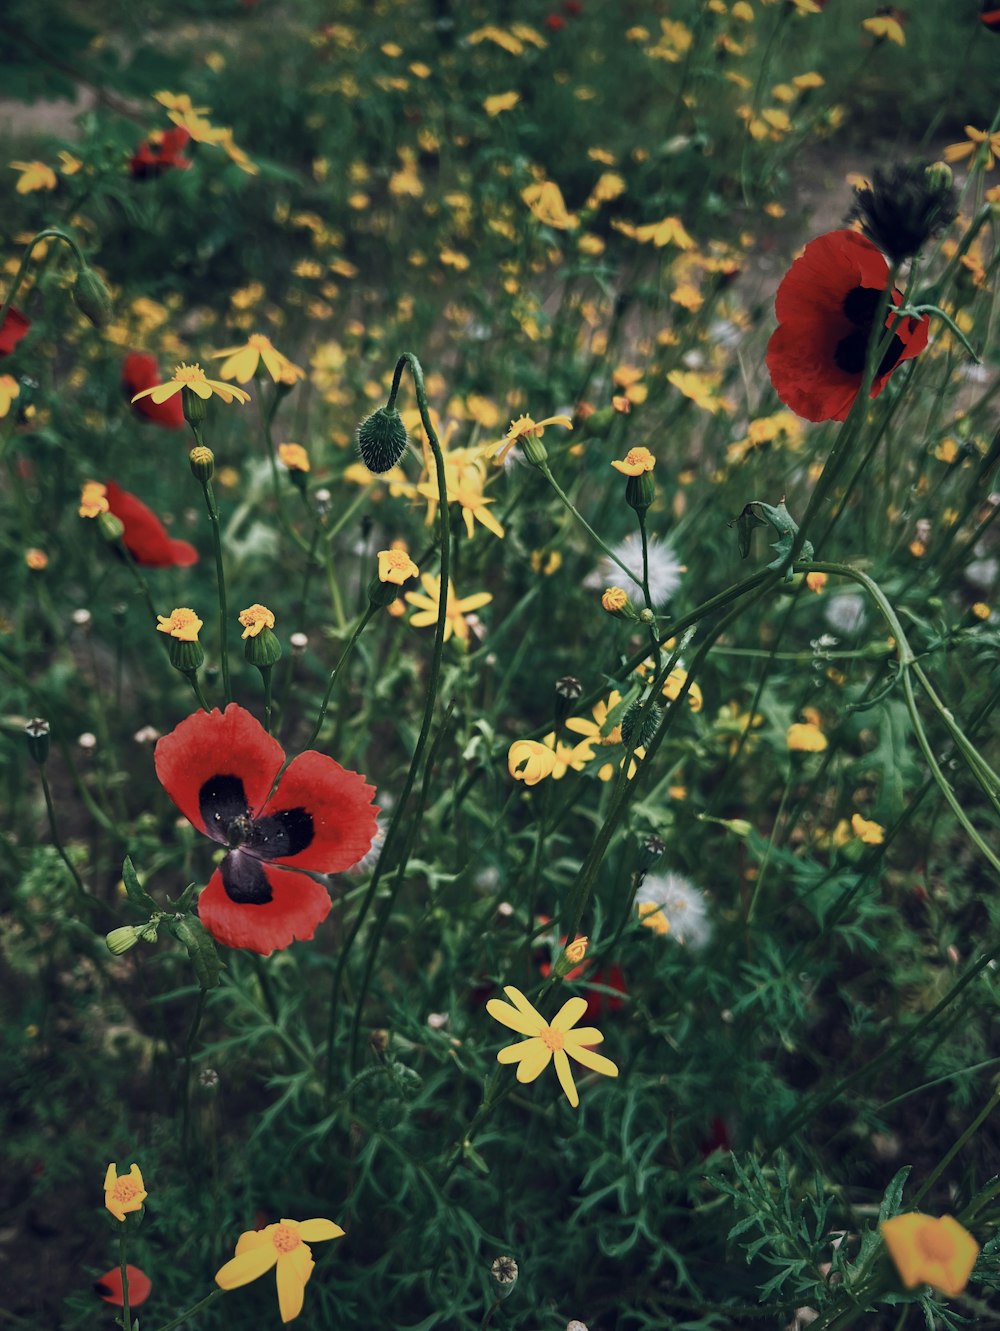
3, 1, 1000, 1327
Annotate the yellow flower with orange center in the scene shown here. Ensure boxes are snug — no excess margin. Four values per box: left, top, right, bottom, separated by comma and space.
239, 604, 275, 639
601, 587, 631, 615
487, 985, 618, 1108
521, 180, 579, 230
611, 447, 656, 476
492, 412, 573, 463
404, 575, 492, 643
130, 363, 251, 407
79, 481, 109, 518
944, 125, 1000, 173
104, 1163, 147, 1222
215, 1216, 345, 1323
211, 334, 305, 385
880, 1214, 979, 1299
156, 608, 203, 642
508, 738, 557, 786
377, 548, 419, 585
278, 443, 311, 472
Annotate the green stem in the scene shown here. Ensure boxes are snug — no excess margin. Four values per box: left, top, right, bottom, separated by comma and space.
304, 605, 379, 749
194, 449, 231, 704
538, 462, 643, 585
39, 764, 97, 917
148, 1288, 225, 1331
912, 1081, 1000, 1209
119, 1232, 131, 1331
0, 226, 85, 331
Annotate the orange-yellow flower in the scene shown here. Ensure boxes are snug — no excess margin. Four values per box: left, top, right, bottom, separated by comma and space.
278, 443, 310, 472
492, 412, 573, 463
11, 160, 57, 193
484, 91, 520, 116
157, 608, 203, 642
787, 721, 827, 753
487, 985, 618, 1108
521, 181, 579, 230
508, 739, 557, 786
211, 334, 305, 385
851, 813, 884, 845
404, 575, 492, 643
862, 14, 905, 44
377, 548, 419, 585
880, 1214, 979, 1299
239, 604, 275, 639
611, 447, 655, 476
215, 1217, 345, 1323
944, 126, 1000, 174
104, 1163, 147, 1222
130, 363, 251, 407
80, 481, 110, 518
0, 374, 20, 418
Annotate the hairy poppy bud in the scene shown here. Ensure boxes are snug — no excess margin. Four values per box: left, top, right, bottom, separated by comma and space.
357, 406, 409, 473
621, 699, 662, 749
72, 265, 113, 329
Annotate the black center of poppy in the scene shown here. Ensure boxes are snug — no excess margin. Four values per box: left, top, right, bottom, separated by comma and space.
198, 775, 315, 906
833, 285, 905, 377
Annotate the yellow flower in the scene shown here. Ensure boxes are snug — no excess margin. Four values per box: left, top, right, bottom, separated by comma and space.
25, 547, 48, 570
11, 161, 58, 193
0, 375, 18, 418
563, 936, 589, 965
787, 721, 828, 753
57, 150, 82, 175
542, 732, 597, 779
377, 548, 419, 585
468, 25, 526, 54
667, 370, 729, 414
862, 15, 905, 44
79, 481, 109, 519
508, 738, 557, 786
601, 587, 631, 615
239, 604, 275, 639
416, 456, 505, 539
131, 363, 251, 407
215, 1217, 345, 1323
806, 571, 828, 593
612, 215, 694, 249
278, 443, 311, 472
104, 1163, 147, 1222
880, 1214, 979, 1299
661, 666, 703, 713
404, 575, 492, 643
851, 813, 884, 845
211, 334, 305, 385
637, 900, 670, 934
611, 447, 656, 476
522, 181, 579, 230
944, 126, 1000, 173
487, 985, 618, 1109
492, 412, 573, 463
157, 608, 203, 642
972, 602, 990, 621
484, 91, 520, 116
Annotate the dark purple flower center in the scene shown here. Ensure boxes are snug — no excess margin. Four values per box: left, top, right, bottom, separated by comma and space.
199, 775, 313, 904
834, 285, 904, 377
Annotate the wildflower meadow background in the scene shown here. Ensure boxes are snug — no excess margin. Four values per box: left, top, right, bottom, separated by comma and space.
3, 1, 1000, 1327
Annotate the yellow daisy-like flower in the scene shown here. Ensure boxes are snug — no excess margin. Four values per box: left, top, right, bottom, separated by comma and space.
944, 126, 1000, 174
103, 1163, 147, 1222
79, 481, 109, 518
880, 1214, 979, 1299
210, 334, 305, 385
239, 604, 275, 639
11, 160, 58, 194
215, 1216, 345, 1324
661, 666, 703, 713
851, 813, 885, 845
612, 214, 694, 250
787, 721, 828, 753
508, 738, 558, 786
611, 447, 655, 476
0, 375, 19, 418
278, 443, 311, 472
521, 180, 579, 230
404, 575, 492, 643
415, 455, 505, 540
492, 412, 573, 463
483, 91, 520, 116
637, 900, 670, 934
377, 548, 419, 585
130, 363, 251, 407
156, 608, 203, 642
862, 15, 905, 45
487, 985, 618, 1109
541, 731, 597, 780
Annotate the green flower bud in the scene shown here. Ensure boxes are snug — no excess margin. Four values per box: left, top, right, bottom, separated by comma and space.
189, 445, 215, 482
490, 1256, 519, 1300
357, 407, 409, 473
626, 471, 656, 512
244, 625, 282, 668
97, 511, 125, 543
621, 699, 662, 749
182, 386, 207, 427
106, 925, 141, 955
72, 265, 113, 329
167, 636, 205, 673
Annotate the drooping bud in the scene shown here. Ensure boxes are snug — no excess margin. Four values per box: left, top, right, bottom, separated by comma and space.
25, 717, 50, 764
189, 445, 215, 482
357, 406, 409, 473
72, 265, 114, 329
601, 586, 636, 619
106, 925, 141, 955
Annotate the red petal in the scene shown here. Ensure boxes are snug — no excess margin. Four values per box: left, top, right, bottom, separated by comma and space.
155, 704, 285, 838
0, 306, 31, 357
766, 324, 860, 423
198, 863, 331, 954
95, 1265, 152, 1307
104, 479, 198, 567
123, 352, 185, 429
774, 230, 888, 330
262, 751, 378, 873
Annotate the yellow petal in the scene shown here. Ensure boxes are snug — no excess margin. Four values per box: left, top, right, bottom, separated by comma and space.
501, 986, 543, 1021
553, 1049, 580, 1107
148, 383, 184, 404
551, 995, 589, 1031
235, 1228, 272, 1256
296, 1218, 345, 1242
215, 1242, 279, 1290
515, 1039, 552, 1082
497, 1038, 535, 1063
567, 1042, 619, 1078
487, 997, 543, 1036
566, 1027, 604, 1046
103, 1163, 117, 1191
276, 1252, 306, 1323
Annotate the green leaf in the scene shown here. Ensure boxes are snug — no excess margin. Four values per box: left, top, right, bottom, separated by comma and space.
121, 856, 157, 912
878, 1165, 912, 1222
729, 503, 768, 559
169, 915, 221, 990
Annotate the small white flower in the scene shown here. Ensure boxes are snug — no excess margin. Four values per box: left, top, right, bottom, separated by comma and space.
587, 532, 684, 607
348, 815, 386, 875
965, 556, 998, 593
824, 591, 866, 636
636, 871, 712, 949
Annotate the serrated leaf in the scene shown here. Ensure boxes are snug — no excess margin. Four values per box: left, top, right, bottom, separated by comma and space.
122, 856, 157, 912
878, 1165, 913, 1221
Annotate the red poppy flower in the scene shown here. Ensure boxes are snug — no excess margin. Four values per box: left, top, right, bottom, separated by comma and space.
0, 306, 30, 357
155, 704, 378, 954
766, 229, 930, 423
123, 352, 185, 430
981, 2, 1000, 32
95, 1265, 152, 1307
129, 127, 192, 180
104, 479, 198, 567
545, 13, 567, 30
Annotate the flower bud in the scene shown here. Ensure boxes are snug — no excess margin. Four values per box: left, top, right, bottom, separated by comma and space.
554, 936, 589, 977
25, 717, 50, 764
368, 575, 402, 608
554, 675, 583, 723
182, 386, 207, 427
167, 636, 205, 673
189, 445, 215, 482
97, 511, 125, 543
72, 265, 113, 329
490, 1256, 518, 1299
244, 626, 282, 668
520, 431, 548, 467
106, 925, 141, 955
601, 586, 635, 619
637, 833, 667, 874
357, 406, 409, 473
626, 471, 656, 512
621, 699, 662, 749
